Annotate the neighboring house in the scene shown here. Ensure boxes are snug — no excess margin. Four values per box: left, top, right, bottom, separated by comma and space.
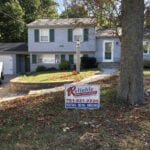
0, 18, 150, 75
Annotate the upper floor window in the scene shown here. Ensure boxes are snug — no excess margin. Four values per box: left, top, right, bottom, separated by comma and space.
143, 41, 150, 54
40, 29, 49, 42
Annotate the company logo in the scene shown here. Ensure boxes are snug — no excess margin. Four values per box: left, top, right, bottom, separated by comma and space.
67, 86, 97, 97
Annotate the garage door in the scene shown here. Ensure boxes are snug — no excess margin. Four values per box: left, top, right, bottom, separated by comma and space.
0, 55, 13, 75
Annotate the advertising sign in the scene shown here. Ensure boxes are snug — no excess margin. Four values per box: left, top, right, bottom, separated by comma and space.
65, 84, 100, 109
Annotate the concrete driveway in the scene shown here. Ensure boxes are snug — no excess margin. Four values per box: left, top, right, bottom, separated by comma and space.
0, 75, 19, 99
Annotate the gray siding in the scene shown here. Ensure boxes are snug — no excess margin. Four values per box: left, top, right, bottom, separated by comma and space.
30, 52, 95, 72
28, 27, 96, 52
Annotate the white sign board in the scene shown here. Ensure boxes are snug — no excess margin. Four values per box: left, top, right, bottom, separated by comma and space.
65, 84, 100, 109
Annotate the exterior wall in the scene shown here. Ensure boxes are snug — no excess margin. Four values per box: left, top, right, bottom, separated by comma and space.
95, 37, 121, 63
30, 52, 95, 72
28, 27, 96, 52
143, 39, 150, 60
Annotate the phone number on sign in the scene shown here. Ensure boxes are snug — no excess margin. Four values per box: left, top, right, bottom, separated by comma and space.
66, 99, 99, 103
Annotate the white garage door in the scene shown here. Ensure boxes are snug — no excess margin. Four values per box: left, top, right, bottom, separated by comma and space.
0, 55, 13, 75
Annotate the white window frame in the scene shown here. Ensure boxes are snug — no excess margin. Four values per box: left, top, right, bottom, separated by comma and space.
40, 29, 49, 42
143, 41, 150, 55
103, 40, 114, 62
42, 54, 55, 64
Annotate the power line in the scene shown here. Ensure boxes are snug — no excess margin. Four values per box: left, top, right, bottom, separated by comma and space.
0, 9, 24, 24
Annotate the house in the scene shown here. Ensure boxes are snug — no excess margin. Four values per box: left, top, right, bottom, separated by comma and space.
0, 18, 150, 75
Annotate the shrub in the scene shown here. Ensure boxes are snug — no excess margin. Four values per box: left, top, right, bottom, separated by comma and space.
144, 60, 150, 69
59, 61, 70, 70
81, 56, 97, 69
36, 66, 47, 72
47, 67, 57, 72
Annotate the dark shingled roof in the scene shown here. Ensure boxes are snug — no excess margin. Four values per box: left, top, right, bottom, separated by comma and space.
27, 18, 96, 28
0, 43, 28, 53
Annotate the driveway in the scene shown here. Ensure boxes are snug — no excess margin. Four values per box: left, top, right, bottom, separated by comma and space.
0, 75, 25, 100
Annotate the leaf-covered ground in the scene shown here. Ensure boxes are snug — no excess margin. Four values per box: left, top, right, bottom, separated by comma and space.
0, 75, 150, 150
15, 69, 100, 83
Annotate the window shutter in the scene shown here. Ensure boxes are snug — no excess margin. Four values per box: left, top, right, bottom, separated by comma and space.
34, 29, 39, 42
68, 29, 73, 42
50, 29, 55, 42
84, 28, 89, 41
32, 55, 37, 64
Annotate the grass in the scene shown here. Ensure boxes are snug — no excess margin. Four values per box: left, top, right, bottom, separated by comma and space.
0, 73, 149, 149
15, 69, 100, 83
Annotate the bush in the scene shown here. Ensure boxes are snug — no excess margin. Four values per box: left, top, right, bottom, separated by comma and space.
81, 56, 97, 69
59, 61, 70, 70
144, 60, 150, 69
47, 67, 57, 72
36, 66, 47, 72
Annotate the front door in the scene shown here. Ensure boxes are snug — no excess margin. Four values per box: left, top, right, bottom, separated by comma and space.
103, 41, 113, 62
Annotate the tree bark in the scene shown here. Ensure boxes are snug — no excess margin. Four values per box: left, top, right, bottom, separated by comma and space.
118, 0, 144, 105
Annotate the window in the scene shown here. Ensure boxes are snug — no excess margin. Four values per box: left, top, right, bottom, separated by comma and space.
34, 29, 39, 42
143, 42, 150, 54
42, 54, 55, 64
69, 55, 74, 64
32, 55, 37, 64
40, 29, 49, 42
103, 41, 113, 62
68, 29, 73, 42
50, 29, 55, 42
84, 28, 89, 41
61, 55, 66, 62
55, 55, 60, 64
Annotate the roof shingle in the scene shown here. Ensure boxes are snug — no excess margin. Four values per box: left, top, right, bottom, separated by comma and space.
0, 43, 28, 53
27, 18, 96, 28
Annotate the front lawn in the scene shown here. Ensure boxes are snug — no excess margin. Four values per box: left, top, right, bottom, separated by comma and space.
0, 74, 149, 149
15, 69, 100, 83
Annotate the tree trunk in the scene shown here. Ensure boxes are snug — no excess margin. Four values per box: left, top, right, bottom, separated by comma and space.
118, 0, 144, 105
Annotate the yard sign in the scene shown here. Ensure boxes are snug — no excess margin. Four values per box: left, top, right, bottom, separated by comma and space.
65, 84, 100, 109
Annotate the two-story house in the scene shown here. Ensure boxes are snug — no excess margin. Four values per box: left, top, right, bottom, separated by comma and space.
27, 18, 96, 72
0, 18, 150, 75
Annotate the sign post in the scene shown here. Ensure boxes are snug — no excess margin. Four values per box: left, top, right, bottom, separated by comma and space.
76, 41, 80, 73
73, 28, 83, 74
65, 84, 100, 109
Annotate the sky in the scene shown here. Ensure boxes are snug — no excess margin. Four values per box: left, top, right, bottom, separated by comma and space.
56, 0, 64, 14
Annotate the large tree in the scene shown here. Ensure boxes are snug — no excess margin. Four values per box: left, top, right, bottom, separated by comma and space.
19, 0, 41, 23
117, 0, 144, 105
60, 0, 88, 18
83, 0, 121, 28
0, 0, 25, 42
